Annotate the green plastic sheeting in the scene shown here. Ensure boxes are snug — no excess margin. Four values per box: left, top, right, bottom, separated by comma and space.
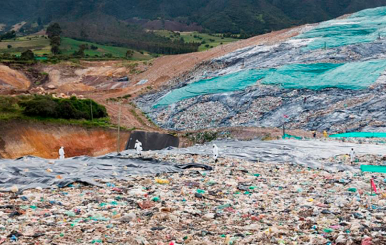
154, 69, 272, 108
297, 7, 386, 50
360, 165, 386, 173
261, 60, 386, 90
330, 132, 386, 138
282, 134, 302, 140
154, 59, 386, 107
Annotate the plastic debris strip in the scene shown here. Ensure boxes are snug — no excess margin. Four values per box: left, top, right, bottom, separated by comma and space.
0, 155, 211, 192
160, 139, 386, 172
361, 165, 386, 174
154, 59, 386, 107
1, 152, 386, 244
330, 132, 386, 138
296, 6, 386, 50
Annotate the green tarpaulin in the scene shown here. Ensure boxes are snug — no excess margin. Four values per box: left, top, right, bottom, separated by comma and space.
155, 59, 386, 107
296, 7, 386, 50
282, 134, 302, 140
360, 165, 386, 173
329, 132, 386, 138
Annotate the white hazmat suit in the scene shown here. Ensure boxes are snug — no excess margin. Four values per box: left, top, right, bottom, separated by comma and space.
212, 144, 219, 162
134, 140, 143, 156
350, 148, 355, 163
59, 146, 65, 160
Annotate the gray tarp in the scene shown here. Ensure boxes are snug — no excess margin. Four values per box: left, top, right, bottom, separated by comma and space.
159, 139, 386, 172
2, 138, 385, 192
0, 154, 211, 192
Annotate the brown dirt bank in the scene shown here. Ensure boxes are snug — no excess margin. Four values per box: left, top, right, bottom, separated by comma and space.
0, 121, 131, 159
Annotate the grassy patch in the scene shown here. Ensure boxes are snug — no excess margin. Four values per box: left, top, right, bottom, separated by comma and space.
154, 31, 238, 51
0, 35, 51, 55
0, 35, 154, 60
60, 38, 153, 60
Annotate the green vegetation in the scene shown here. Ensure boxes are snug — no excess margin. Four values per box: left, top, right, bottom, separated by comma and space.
60, 14, 200, 55
60, 38, 152, 60
0, 95, 119, 129
2, 1, 385, 57
3, 0, 385, 38
0, 30, 16, 40
20, 95, 107, 120
184, 131, 218, 144
154, 31, 238, 51
46, 23, 62, 55
0, 35, 153, 60
0, 35, 50, 56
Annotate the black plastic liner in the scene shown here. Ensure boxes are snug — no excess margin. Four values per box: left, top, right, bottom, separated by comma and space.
0, 154, 210, 192
126, 131, 179, 151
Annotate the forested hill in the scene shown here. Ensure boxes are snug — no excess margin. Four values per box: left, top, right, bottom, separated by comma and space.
2, 0, 386, 34
1, 0, 386, 55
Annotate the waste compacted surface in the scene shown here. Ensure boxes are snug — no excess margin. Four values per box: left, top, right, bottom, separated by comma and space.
0, 139, 386, 244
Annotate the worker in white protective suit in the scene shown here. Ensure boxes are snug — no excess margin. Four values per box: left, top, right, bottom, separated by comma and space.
213, 144, 219, 163
134, 140, 143, 156
59, 146, 65, 160
350, 148, 356, 164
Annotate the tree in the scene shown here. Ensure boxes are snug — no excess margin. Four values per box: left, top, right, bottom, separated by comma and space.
47, 23, 62, 55
46, 23, 62, 39
51, 45, 60, 55
21, 50, 35, 60
0, 31, 16, 40
126, 50, 134, 59
50, 36, 61, 46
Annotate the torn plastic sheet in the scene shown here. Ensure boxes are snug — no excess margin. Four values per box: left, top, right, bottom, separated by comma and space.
0, 154, 211, 192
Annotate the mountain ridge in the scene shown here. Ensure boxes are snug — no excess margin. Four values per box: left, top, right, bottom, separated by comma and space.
1, 0, 386, 35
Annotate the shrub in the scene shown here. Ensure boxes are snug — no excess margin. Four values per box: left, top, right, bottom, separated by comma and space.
21, 50, 35, 60
19, 95, 107, 120
20, 97, 58, 117
0, 96, 19, 112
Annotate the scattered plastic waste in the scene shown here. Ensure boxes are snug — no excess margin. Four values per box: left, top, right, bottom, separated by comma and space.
155, 178, 170, 184
0, 141, 386, 244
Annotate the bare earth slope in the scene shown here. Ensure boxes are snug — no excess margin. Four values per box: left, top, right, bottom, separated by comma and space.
0, 121, 130, 159
0, 64, 30, 91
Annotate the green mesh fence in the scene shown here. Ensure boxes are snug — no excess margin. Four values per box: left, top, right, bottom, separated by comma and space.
329, 132, 386, 138
297, 7, 386, 50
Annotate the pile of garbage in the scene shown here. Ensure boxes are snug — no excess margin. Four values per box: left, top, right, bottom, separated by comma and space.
1, 149, 386, 244
136, 7, 386, 133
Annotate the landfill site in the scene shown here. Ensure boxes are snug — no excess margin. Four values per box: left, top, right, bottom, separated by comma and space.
2, 6, 386, 245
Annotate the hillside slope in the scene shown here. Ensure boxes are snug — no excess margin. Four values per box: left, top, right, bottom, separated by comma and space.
2, 0, 386, 35
136, 7, 386, 134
